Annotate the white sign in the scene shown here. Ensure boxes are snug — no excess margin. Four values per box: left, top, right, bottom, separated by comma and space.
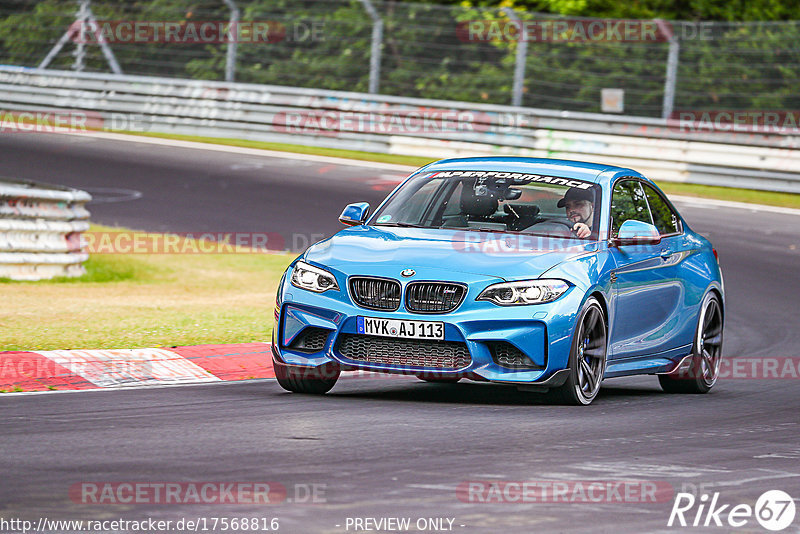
601, 88, 625, 113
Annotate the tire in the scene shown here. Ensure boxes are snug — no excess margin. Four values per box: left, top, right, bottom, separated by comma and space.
659, 292, 723, 394
553, 297, 608, 405
274, 359, 340, 394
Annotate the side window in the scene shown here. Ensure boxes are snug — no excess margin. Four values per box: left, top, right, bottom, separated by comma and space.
610, 180, 652, 237
643, 184, 681, 236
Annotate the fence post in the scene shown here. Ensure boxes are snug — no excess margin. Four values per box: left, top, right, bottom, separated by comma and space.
223, 0, 240, 82
38, 0, 122, 74
72, 0, 88, 71
503, 8, 528, 107
657, 19, 680, 119
359, 0, 383, 94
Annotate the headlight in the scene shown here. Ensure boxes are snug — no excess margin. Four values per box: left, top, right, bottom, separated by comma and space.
477, 279, 569, 306
290, 261, 339, 293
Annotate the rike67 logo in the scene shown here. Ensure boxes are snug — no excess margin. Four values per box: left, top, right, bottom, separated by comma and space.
668, 490, 796, 531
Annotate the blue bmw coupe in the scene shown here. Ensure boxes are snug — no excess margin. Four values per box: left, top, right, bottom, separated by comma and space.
273, 157, 724, 405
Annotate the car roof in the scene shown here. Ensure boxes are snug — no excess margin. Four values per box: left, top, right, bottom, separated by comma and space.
421, 156, 647, 187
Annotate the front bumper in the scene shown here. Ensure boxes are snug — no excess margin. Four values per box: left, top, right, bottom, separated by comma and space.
273, 274, 586, 385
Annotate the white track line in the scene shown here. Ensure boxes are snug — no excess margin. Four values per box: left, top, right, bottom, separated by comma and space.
82, 131, 416, 172
34, 348, 220, 387
0, 378, 273, 396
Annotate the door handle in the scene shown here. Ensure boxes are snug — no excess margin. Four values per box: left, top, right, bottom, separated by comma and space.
660, 249, 673, 259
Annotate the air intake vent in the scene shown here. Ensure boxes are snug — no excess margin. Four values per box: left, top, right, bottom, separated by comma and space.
349, 277, 402, 311
405, 282, 467, 313
288, 327, 330, 353
488, 341, 543, 369
337, 334, 471, 370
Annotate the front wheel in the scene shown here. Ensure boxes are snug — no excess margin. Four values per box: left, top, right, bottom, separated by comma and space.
553, 297, 608, 405
659, 292, 723, 394
274, 360, 340, 394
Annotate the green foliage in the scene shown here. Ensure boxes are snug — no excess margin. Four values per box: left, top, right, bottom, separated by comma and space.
457, 0, 800, 20
0, 1, 75, 69
0, 0, 798, 116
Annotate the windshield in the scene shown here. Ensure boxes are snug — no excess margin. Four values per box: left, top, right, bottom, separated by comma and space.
371, 170, 602, 239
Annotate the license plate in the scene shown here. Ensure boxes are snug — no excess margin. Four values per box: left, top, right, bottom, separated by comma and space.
357, 316, 444, 340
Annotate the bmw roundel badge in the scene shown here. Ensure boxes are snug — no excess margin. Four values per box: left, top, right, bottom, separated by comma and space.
401, 269, 415, 277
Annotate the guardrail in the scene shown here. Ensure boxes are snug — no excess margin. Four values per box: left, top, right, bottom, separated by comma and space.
1, 66, 798, 193
0, 178, 91, 281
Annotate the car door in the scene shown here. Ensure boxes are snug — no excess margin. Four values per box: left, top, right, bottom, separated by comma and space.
608, 180, 683, 360
640, 182, 699, 351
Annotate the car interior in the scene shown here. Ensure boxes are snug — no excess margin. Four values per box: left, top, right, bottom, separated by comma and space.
435, 179, 594, 237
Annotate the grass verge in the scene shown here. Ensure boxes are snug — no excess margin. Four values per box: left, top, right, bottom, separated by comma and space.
128, 131, 800, 209
1, 225, 291, 351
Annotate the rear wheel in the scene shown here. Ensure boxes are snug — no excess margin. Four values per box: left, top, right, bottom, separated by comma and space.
659, 293, 723, 394
274, 360, 340, 394
553, 297, 608, 405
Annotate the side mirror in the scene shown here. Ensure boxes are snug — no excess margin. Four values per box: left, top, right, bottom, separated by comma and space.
611, 219, 661, 247
339, 202, 370, 226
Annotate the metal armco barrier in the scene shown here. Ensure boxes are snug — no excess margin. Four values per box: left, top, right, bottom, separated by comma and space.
0, 178, 91, 281
1, 67, 798, 193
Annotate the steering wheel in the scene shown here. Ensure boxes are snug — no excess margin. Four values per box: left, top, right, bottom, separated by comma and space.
530, 218, 577, 237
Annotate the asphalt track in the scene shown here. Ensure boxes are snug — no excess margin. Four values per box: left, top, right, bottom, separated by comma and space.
2, 133, 800, 533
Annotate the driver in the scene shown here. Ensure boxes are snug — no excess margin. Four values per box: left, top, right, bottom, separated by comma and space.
557, 187, 595, 238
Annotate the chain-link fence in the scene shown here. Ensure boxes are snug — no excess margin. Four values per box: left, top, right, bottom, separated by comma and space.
1, 0, 799, 118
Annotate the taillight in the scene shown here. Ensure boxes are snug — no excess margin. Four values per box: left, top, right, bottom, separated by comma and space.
712, 248, 719, 262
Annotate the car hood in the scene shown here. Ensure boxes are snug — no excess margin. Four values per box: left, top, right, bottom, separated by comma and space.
304, 226, 597, 282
